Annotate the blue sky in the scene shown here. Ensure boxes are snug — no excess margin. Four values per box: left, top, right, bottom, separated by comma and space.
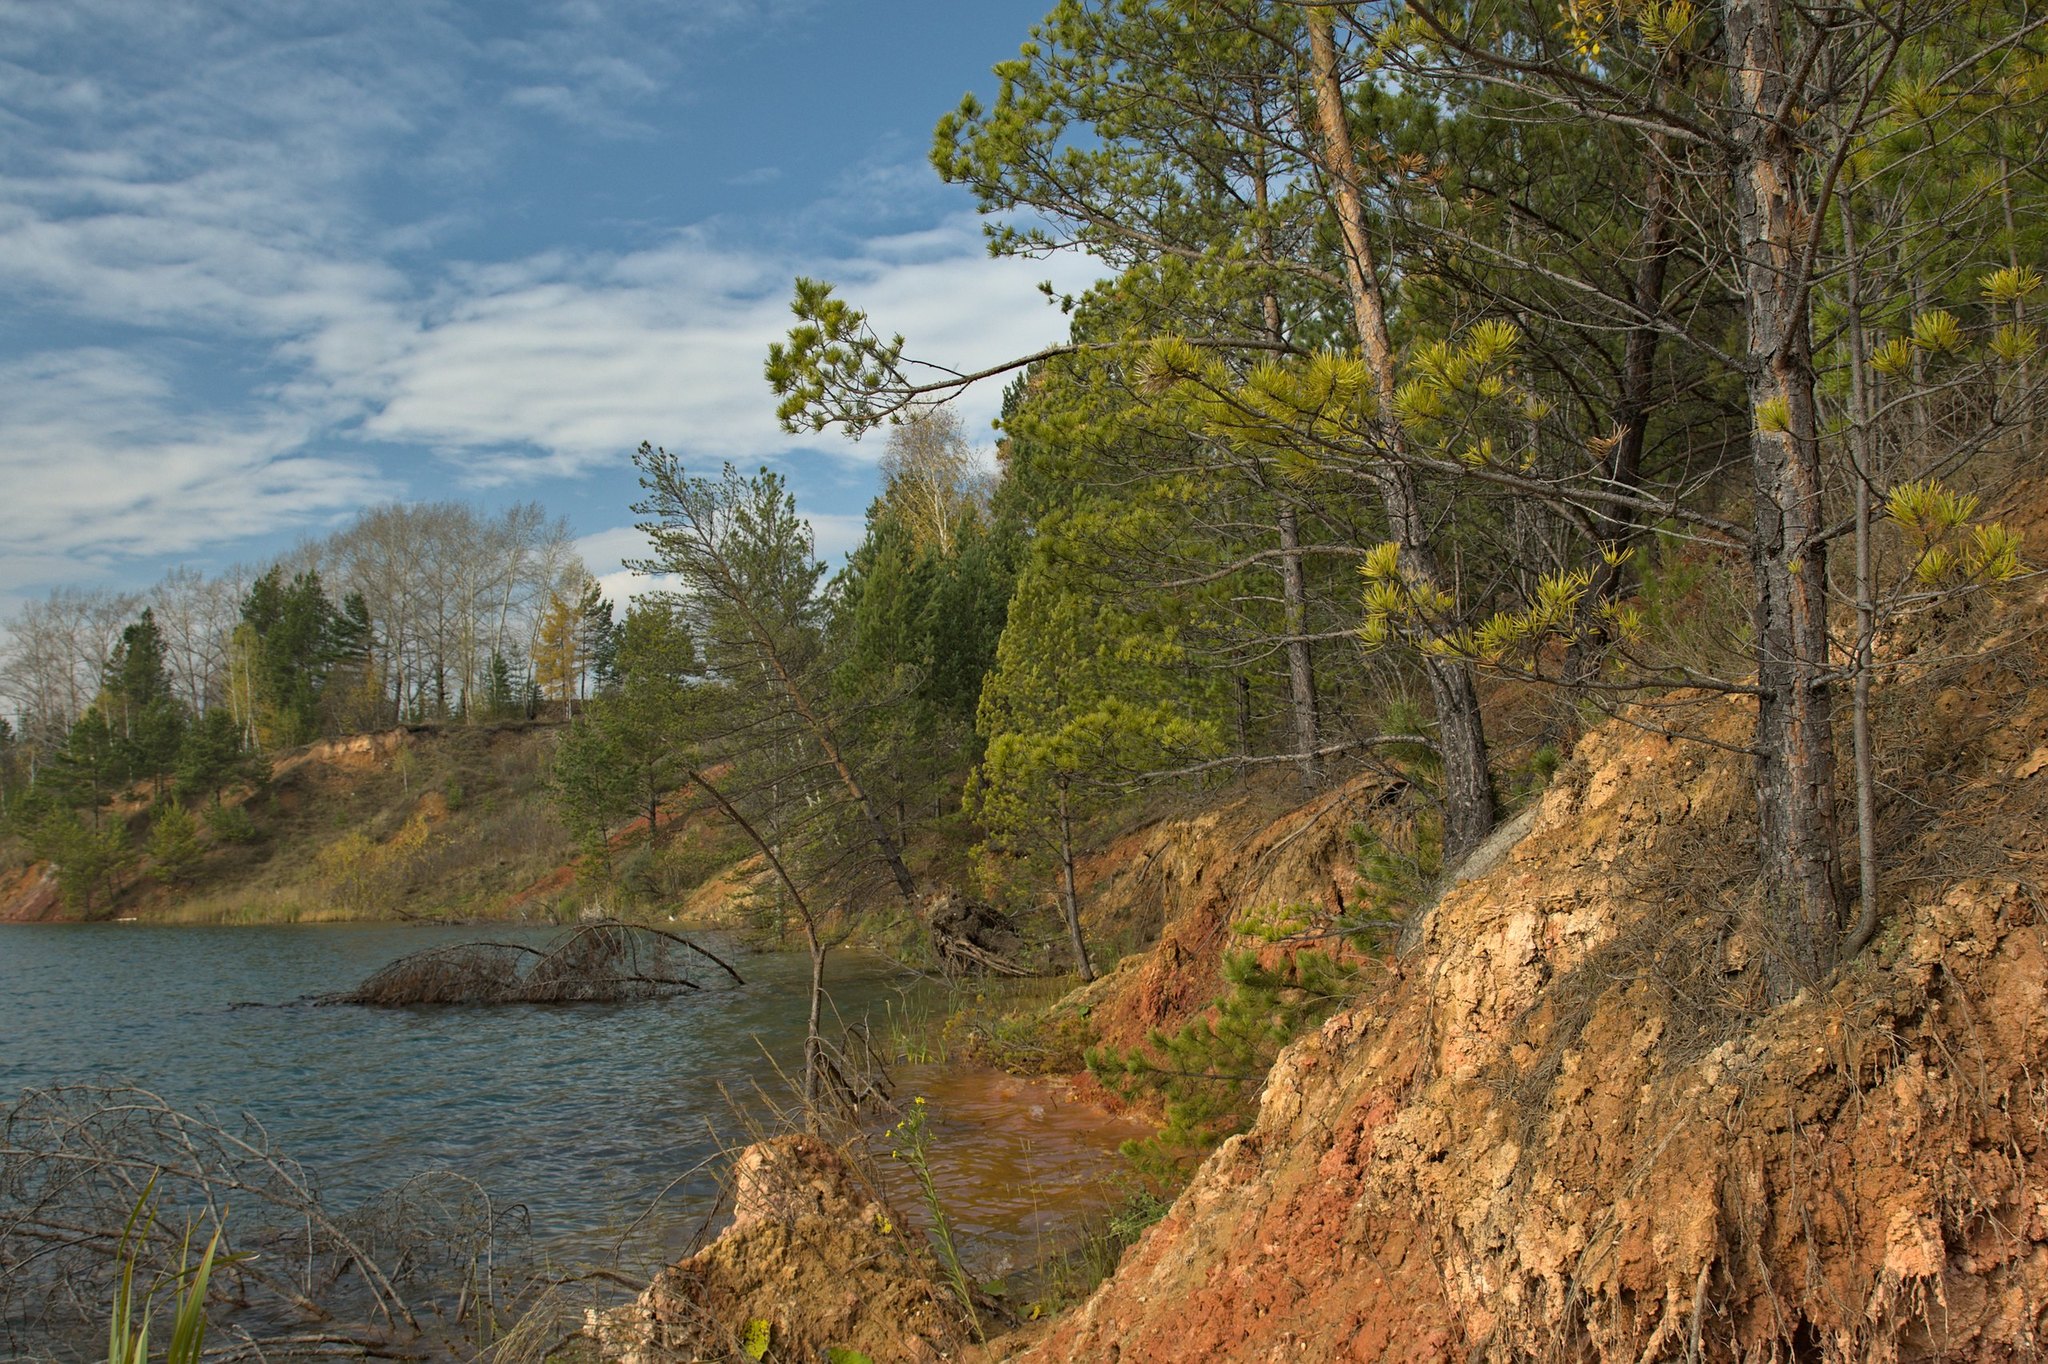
0, 0, 1098, 610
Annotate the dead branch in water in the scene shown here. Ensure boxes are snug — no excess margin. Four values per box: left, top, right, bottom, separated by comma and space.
317, 921, 743, 1007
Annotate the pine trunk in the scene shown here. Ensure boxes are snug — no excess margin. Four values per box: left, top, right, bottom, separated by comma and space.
1725, 0, 1844, 997
1058, 781, 1096, 982
1278, 503, 1322, 789
1309, 11, 1495, 859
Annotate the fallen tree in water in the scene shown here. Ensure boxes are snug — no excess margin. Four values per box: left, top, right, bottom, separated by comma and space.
320, 920, 743, 1007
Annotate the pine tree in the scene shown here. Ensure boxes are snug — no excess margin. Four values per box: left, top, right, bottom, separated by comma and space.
632, 447, 920, 903
970, 538, 1224, 979
176, 707, 255, 806
240, 568, 347, 746
103, 609, 187, 796
147, 801, 205, 884
580, 583, 621, 695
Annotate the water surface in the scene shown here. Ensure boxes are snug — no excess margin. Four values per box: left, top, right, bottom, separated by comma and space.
0, 923, 1136, 1276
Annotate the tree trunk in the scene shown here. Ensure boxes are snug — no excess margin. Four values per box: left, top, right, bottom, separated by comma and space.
755, 636, 919, 902
1057, 780, 1096, 982
1841, 185, 1881, 959
690, 768, 827, 1127
1568, 132, 1675, 687
1254, 143, 1323, 791
1725, 0, 1844, 997
1277, 503, 1321, 788
1309, 11, 1496, 859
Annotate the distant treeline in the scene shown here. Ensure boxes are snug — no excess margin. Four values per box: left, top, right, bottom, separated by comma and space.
0, 501, 603, 754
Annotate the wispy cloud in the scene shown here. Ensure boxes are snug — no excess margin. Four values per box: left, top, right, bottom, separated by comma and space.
0, 0, 1098, 602
0, 349, 388, 563
352, 215, 1095, 481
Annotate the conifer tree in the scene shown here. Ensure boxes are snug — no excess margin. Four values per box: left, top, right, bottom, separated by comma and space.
632, 446, 920, 903
970, 536, 1224, 979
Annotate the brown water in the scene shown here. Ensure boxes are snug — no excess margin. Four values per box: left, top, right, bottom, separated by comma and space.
874, 1062, 1152, 1277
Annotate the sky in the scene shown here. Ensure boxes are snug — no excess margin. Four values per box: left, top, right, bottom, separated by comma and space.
0, 0, 1100, 612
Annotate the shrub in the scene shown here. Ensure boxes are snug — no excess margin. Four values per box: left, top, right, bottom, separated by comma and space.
201, 803, 260, 845
147, 804, 205, 885
1087, 947, 1360, 1187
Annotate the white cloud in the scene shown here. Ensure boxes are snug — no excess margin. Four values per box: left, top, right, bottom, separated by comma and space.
348, 213, 1097, 482
0, 0, 1103, 601
806, 512, 869, 566
0, 349, 389, 564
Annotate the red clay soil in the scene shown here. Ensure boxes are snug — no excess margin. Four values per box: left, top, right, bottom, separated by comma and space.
1010, 551, 2048, 1359
0, 861, 60, 922
1071, 775, 1401, 1059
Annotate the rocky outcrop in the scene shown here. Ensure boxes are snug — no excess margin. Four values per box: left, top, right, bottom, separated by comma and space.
593, 1134, 970, 1363
1012, 649, 2048, 1359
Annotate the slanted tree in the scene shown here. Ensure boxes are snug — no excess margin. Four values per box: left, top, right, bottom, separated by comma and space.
632, 447, 920, 903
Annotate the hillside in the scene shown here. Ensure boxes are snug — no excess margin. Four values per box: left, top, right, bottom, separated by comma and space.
992, 513, 2048, 1359
0, 721, 743, 925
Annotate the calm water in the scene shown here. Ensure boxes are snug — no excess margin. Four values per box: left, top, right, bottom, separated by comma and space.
0, 924, 1139, 1279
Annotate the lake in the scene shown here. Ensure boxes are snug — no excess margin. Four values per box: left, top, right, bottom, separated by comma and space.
0, 923, 1141, 1294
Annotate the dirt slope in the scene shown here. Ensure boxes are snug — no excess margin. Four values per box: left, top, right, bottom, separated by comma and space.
1, 722, 586, 922
1013, 590, 2048, 1357
1065, 772, 1404, 1060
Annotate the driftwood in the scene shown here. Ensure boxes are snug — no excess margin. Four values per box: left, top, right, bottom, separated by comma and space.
319, 921, 743, 1007
922, 889, 1036, 978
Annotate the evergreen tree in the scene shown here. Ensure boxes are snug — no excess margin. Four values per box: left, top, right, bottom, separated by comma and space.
970, 536, 1225, 979
0, 718, 22, 826
102, 609, 188, 796
550, 597, 699, 857
176, 707, 256, 806
41, 709, 123, 826
632, 447, 920, 903
482, 652, 518, 719
147, 801, 205, 884
549, 713, 637, 871
580, 584, 621, 695
240, 568, 347, 746
27, 807, 129, 913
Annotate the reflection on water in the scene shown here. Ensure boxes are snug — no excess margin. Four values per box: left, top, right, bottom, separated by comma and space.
0, 923, 1143, 1279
